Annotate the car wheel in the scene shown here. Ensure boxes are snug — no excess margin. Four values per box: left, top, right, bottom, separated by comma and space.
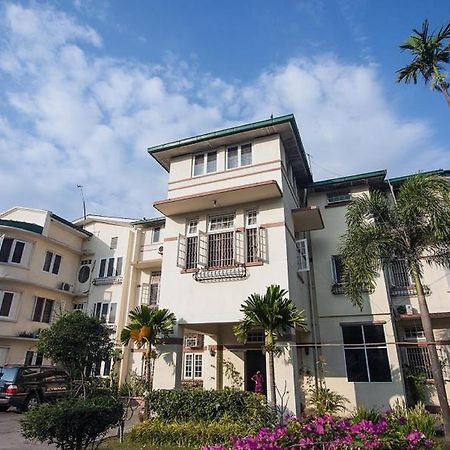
0, 406, 9, 412
23, 393, 40, 412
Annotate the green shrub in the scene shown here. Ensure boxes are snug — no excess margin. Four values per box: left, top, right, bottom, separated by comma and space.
351, 406, 382, 423
307, 385, 348, 415
389, 401, 437, 438
130, 418, 257, 447
146, 388, 274, 427
21, 396, 123, 450
118, 371, 147, 397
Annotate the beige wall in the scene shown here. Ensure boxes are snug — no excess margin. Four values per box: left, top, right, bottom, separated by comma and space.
167, 135, 283, 199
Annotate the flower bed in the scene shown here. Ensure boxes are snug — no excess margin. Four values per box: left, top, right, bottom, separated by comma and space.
203, 413, 436, 450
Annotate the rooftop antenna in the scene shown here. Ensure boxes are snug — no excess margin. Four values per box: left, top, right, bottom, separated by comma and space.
76, 185, 87, 220
386, 173, 397, 205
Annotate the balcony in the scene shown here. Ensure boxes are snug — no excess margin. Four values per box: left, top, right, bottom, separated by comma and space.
92, 276, 123, 286
153, 180, 282, 216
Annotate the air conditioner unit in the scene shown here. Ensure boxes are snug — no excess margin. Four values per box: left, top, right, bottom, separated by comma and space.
60, 282, 73, 292
158, 245, 164, 255
405, 304, 414, 315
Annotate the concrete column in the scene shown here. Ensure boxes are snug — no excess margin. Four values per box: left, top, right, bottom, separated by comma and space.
153, 324, 184, 389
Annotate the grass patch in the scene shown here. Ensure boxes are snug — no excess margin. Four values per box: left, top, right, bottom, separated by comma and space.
99, 435, 195, 450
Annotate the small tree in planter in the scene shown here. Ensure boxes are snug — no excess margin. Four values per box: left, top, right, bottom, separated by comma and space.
120, 305, 176, 419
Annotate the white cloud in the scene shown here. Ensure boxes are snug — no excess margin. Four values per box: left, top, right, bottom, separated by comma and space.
0, 3, 447, 220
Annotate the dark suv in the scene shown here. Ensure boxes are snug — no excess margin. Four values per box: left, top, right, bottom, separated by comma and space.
0, 365, 70, 412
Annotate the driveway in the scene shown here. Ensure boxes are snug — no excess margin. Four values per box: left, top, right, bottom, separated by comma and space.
0, 409, 52, 450
0, 405, 139, 450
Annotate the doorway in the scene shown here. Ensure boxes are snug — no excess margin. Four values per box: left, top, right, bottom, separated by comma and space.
245, 350, 267, 395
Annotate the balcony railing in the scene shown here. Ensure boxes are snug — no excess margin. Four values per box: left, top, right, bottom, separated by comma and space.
93, 276, 123, 286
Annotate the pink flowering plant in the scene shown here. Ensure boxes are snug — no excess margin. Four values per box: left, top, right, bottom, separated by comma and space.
203, 412, 436, 450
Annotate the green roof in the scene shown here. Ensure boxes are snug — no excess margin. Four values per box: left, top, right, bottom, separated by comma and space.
50, 213, 92, 237
311, 169, 387, 188
0, 219, 43, 235
147, 114, 312, 182
386, 169, 450, 185
131, 217, 166, 227
148, 114, 295, 153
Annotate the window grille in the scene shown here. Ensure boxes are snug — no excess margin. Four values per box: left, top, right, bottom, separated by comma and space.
149, 271, 161, 306
186, 236, 199, 269
208, 232, 234, 268
389, 259, 411, 288
184, 334, 199, 347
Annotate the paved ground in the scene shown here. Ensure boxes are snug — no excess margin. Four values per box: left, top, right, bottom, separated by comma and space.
0, 406, 140, 450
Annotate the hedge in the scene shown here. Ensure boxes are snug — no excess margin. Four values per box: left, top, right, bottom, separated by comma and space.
130, 418, 258, 447
146, 388, 274, 427
21, 396, 123, 450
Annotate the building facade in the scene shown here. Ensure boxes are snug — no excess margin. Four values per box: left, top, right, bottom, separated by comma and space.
1, 115, 449, 415
0, 207, 91, 366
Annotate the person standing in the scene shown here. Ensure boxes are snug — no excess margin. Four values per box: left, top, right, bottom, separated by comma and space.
251, 371, 264, 394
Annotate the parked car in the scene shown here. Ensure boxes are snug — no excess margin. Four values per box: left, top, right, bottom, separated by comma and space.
0, 365, 70, 412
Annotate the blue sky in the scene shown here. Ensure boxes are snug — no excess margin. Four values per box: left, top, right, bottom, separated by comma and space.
0, 1, 449, 220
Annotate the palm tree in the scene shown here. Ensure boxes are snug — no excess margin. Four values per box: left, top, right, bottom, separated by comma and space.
120, 305, 176, 418
234, 285, 307, 408
340, 174, 450, 441
397, 19, 450, 108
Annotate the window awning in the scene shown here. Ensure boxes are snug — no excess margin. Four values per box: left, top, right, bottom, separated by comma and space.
292, 206, 324, 232
153, 180, 282, 216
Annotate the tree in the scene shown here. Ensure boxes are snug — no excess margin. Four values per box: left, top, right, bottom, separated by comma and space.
340, 174, 450, 441
38, 311, 113, 398
234, 285, 307, 408
397, 19, 450, 108
120, 305, 176, 418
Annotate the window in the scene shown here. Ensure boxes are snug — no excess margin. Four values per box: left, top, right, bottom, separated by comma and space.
184, 334, 199, 347
73, 303, 85, 311
43, 251, 62, 274
226, 144, 252, 169
0, 236, 26, 264
208, 214, 235, 268
0, 291, 15, 318
149, 271, 161, 306
327, 191, 351, 204
32, 297, 55, 323
98, 257, 122, 278
185, 219, 199, 270
389, 259, 411, 288
184, 353, 203, 379
192, 151, 217, 176
24, 351, 43, 366
94, 302, 117, 324
342, 324, 391, 382
296, 239, 309, 272
245, 211, 259, 263
404, 325, 425, 340
331, 255, 344, 284
246, 330, 265, 343
110, 237, 118, 250
152, 227, 161, 243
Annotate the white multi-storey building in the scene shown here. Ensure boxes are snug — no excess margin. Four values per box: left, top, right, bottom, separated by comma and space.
141, 115, 450, 414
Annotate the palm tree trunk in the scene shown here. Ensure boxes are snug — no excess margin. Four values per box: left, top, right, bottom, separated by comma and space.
439, 83, 450, 108
411, 265, 450, 441
144, 345, 152, 420
268, 349, 277, 409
